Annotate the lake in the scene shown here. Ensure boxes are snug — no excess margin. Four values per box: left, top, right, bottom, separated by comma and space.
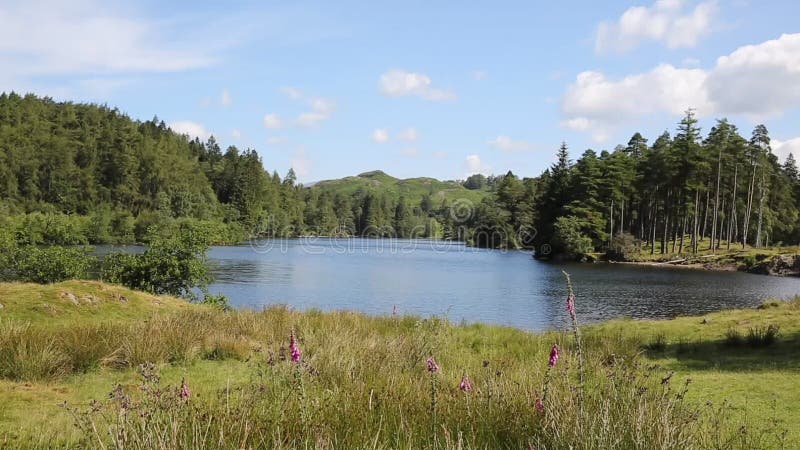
194, 238, 800, 331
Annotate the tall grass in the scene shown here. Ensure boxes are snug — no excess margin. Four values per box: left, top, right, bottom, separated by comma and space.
0, 292, 790, 448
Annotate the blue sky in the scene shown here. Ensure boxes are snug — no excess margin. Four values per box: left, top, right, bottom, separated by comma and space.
2, 0, 799, 182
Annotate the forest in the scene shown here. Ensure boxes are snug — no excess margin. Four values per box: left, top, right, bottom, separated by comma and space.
1, 93, 799, 258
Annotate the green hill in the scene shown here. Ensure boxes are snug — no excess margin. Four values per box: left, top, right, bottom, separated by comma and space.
311, 170, 489, 206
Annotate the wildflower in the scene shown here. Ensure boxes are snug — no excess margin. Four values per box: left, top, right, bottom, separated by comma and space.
392, 304, 398, 316
289, 330, 302, 363
459, 375, 473, 392
535, 397, 544, 413
426, 356, 440, 373
179, 378, 190, 400
566, 292, 575, 320
548, 345, 559, 367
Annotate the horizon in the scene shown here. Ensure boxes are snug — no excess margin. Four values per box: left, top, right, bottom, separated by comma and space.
2, 1, 799, 183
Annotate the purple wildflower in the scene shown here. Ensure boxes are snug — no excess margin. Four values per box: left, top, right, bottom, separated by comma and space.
392, 304, 398, 317
426, 356, 440, 373
459, 375, 473, 392
289, 330, 302, 363
548, 345, 559, 367
535, 397, 544, 413
179, 378, 190, 400
566, 292, 575, 320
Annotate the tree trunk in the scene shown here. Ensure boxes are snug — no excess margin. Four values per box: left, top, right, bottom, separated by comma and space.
743, 163, 756, 248
609, 199, 614, 248
755, 169, 766, 247
701, 188, 710, 241
727, 165, 738, 251
679, 206, 687, 253
692, 189, 700, 254
710, 148, 722, 252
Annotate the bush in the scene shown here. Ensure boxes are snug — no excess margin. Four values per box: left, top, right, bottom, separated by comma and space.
553, 216, 594, 260
606, 232, 641, 261
101, 223, 212, 299
12, 246, 95, 283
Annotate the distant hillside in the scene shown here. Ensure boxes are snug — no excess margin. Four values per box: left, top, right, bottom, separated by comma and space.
312, 170, 489, 206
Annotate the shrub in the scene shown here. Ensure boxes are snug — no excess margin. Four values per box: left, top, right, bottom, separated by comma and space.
101, 223, 212, 299
13, 246, 95, 283
606, 232, 641, 261
553, 216, 594, 260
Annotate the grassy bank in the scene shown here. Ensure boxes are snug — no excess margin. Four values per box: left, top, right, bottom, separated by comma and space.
611, 240, 800, 275
0, 281, 797, 448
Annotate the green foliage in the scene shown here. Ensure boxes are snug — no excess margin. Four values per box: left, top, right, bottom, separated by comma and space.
606, 232, 641, 261
101, 224, 212, 299
552, 216, 593, 260
12, 246, 94, 284
463, 173, 487, 190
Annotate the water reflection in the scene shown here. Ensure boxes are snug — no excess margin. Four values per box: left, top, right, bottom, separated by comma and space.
95, 239, 800, 331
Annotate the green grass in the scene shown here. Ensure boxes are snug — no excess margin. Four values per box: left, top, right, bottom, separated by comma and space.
623, 236, 800, 272
0, 280, 196, 327
0, 281, 798, 448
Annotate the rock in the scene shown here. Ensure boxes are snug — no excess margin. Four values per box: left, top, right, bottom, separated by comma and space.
59, 291, 79, 305
80, 294, 98, 304
746, 254, 800, 276
701, 318, 711, 324
114, 293, 128, 303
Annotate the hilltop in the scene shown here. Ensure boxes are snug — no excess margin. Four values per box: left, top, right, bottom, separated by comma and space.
311, 170, 489, 206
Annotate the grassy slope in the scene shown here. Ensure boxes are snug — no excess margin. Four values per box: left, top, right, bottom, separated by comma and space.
0, 280, 195, 326
1, 281, 798, 446
311, 170, 489, 206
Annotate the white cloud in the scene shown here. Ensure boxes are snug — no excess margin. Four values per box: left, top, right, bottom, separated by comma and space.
291, 146, 312, 178
563, 33, 800, 139
397, 127, 419, 141
465, 154, 490, 174
296, 112, 329, 127
379, 69, 456, 101
279, 86, 335, 127
472, 70, 488, 81
263, 114, 283, 129
432, 151, 448, 160
280, 86, 303, 100
169, 121, 210, 140
400, 147, 419, 157
266, 136, 287, 145
773, 137, 800, 163
708, 33, 800, 117
0, 0, 214, 92
371, 129, 389, 143
220, 89, 232, 107
487, 135, 535, 152
231, 129, 241, 139
596, 0, 718, 53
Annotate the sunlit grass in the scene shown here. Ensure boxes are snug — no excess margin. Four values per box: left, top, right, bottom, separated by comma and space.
0, 281, 797, 448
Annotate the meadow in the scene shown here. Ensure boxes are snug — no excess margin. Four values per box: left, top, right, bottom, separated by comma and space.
0, 280, 797, 449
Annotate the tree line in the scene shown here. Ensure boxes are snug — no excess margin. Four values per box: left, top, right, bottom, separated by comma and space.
526, 111, 800, 258
1, 94, 798, 257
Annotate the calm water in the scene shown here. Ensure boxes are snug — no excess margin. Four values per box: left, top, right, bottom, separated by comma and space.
192, 238, 800, 331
